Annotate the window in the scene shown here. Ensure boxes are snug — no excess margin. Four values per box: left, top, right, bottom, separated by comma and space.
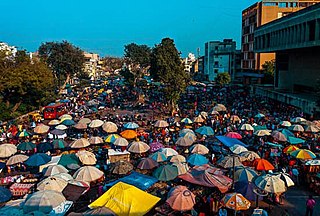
214, 69, 219, 73
278, 2, 287, 8
263, 2, 277, 6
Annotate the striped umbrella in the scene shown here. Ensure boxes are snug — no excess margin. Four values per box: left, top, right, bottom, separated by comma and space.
181, 118, 193, 124
234, 167, 258, 182
105, 134, 120, 143
254, 174, 286, 193
150, 151, 168, 162
283, 145, 299, 154
290, 149, 316, 160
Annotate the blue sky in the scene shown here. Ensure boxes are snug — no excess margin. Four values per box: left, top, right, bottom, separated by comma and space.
0, 0, 256, 57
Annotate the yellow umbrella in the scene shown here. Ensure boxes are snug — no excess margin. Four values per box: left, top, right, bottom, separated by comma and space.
221, 192, 251, 211
127, 141, 150, 153
105, 134, 120, 143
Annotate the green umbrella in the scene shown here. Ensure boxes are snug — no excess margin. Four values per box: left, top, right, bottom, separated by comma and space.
287, 136, 305, 144
153, 164, 178, 181
17, 142, 36, 151
58, 154, 80, 168
52, 139, 68, 149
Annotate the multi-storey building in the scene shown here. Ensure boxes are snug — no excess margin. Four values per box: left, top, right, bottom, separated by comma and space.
241, 0, 320, 76
84, 52, 101, 79
204, 39, 237, 81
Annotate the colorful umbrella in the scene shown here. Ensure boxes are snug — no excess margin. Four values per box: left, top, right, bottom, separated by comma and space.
190, 144, 209, 155
25, 153, 51, 167
283, 145, 299, 154
123, 122, 139, 129
16, 130, 32, 138
187, 154, 209, 166
102, 121, 118, 133
150, 151, 168, 162
127, 141, 150, 153
113, 137, 129, 147
6, 154, 29, 165
154, 120, 169, 128
120, 130, 137, 140
73, 166, 104, 182
137, 158, 159, 170
105, 134, 120, 143
226, 132, 242, 139
221, 192, 251, 211
234, 167, 258, 182
69, 138, 90, 148
0, 144, 17, 158
240, 124, 254, 131
195, 126, 214, 136
253, 158, 275, 171
254, 174, 286, 194
181, 118, 193, 124
179, 129, 195, 137
153, 164, 178, 181
166, 186, 195, 211
290, 149, 316, 159
52, 139, 68, 149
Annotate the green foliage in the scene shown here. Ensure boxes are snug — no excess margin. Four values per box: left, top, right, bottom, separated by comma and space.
38, 41, 85, 86
150, 38, 190, 110
120, 67, 135, 87
124, 43, 151, 67
215, 72, 231, 85
261, 60, 275, 84
102, 56, 124, 73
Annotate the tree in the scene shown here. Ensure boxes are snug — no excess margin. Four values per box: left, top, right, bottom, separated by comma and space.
150, 38, 190, 114
101, 56, 124, 73
38, 41, 85, 91
261, 60, 275, 84
215, 72, 231, 85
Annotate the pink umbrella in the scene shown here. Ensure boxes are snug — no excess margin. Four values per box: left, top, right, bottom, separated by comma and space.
226, 132, 242, 139
149, 141, 164, 153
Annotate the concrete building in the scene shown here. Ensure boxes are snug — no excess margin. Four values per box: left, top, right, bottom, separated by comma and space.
254, 3, 320, 115
84, 52, 101, 79
241, 0, 320, 78
204, 39, 237, 81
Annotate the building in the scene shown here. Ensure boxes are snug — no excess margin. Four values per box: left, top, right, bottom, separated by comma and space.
204, 39, 237, 81
84, 52, 101, 79
241, 0, 320, 78
254, 3, 320, 115
0, 42, 17, 58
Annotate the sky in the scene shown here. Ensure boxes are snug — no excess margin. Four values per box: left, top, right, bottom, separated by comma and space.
0, 0, 257, 57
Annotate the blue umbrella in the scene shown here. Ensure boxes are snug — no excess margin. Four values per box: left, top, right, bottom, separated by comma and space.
187, 154, 209, 166
37, 142, 53, 153
25, 153, 51, 167
279, 129, 294, 139
287, 136, 305, 144
235, 167, 258, 182
0, 187, 12, 202
215, 136, 248, 148
123, 122, 139, 129
255, 113, 265, 118
17, 142, 36, 151
195, 126, 214, 136
61, 119, 75, 126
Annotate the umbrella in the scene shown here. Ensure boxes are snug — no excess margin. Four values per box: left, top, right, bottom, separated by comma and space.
305, 125, 319, 133
234, 167, 258, 182
166, 185, 195, 211
290, 149, 316, 159
170, 155, 187, 163
239, 151, 260, 162
61, 119, 75, 126
254, 130, 271, 136
305, 159, 320, 165
102, 122, 118, 133
240, 124, 254, 131
89, 119, 104, 128
213, 104, 227, 112
193, 116, 205, 123
153, 164, 179, 181
218, 156, 243, 168
187, 154, 209, 166
291, 117, 306, 123
110, 160, 133, 175
287, 136, 305, 144
48, 119, 60, 126
211, 110, 220, 115
150, 151, 168, 162
137, 157, 159, 170
83, 207, 116, 216
176, 137, 193, 147
17, 142, 36, 151
114, 137, 129, 147
59, 114, 72, 120
6, 154, 29, 165
78, 118, 92, 125
58, 154, 80, 168
221, 192, 251, 211
22, 190, 66, 214
37, 142, 53, 153
149, 141, 164, 152
0, 186, 12, 203
74, 123, 88, 130
200, 111, 208, 119
283, 145, 299, 154
230, 144, 248, 154
271, 131, 287, 142
160, 148, 178, 157
52, 173, 73, 181
52, 139, 68, 149
34, 124, 50, 134
43, 164, 69, 176
50, 129, 65, 136
55, 125, 68, 130
289, 124, 304, 132
123, 122, 139, 129
127, 141, 150, 153
0, 144, 17, 158
230, 115, 241, 122
62, 180, 90, 202
226, 132, 242, 139
105, 134, 120, 143
195, 126, 214, 136
190, 144, 209, 155
120, 130, 137, 139
279, 129, 295, 138
25, 153, 51, 167
173, 162, 189, 175
181, 118, 193, 124
76, 150, 97, 165
182, 132, 197, 143
253, 159, 274, 171
179, 129, 195, 137
154, 120, 169, 128
17, 130, 32, 138
37, 176, 68, 192
276, 172, 294, 187
69, 138, 90, 149
254, 174, 286, 193
255, 113, 265, 118
89, 136, 104, 145
73, 166, 104, 182
280, 121, 291, 127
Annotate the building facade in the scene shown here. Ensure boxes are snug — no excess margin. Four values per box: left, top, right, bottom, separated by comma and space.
204, 39, 237, 81
84, 52, 101, 79
241, 0, 320, 75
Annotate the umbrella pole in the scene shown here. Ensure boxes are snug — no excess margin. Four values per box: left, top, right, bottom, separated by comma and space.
232, 156, 235, 190
255, 194, 259, 207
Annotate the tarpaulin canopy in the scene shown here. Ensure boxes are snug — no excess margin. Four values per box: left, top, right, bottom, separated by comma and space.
215, 136, 248, 148
104, 172, 157, 191
89, 182, 160, 216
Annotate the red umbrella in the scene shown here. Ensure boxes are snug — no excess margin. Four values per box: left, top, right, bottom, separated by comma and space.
166, 185, 195, 211
253, 158, 275, 171
226, 132, 242, 139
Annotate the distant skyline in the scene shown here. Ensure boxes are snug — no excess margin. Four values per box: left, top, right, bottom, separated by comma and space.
1, 0, 257, 57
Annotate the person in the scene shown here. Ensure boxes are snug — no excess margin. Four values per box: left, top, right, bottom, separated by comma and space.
306, 195, 316, 216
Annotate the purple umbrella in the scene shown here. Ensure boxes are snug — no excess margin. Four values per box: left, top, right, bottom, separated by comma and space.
149, 141, 164, 153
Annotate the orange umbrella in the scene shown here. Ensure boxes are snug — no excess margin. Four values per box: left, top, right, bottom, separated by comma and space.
166, 185, 195, 211
120, 130, 137, 140
283, 145, 299, 154
253, 158, 274, 171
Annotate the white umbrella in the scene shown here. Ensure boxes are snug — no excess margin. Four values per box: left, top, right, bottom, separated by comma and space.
276, 173, 294, 187
6, 154, 29, 165
78, 118, 92, 125
37, 176, 68, 192
76, 150, 97, 165
240, 124, 254, 131
154, 120, 169, 128
230, 144, 248, 154
0, 144, 17, 158
55, 125, 68, 130
290, 124, 304, 132
254, 174, 286, 194
73, 166, 104, 182
89, 119, 104, 128
102, 121, 118, 133
48, 119, 60, 126
127, 141, 150, 153
44, 164, 69, 176
160, 148, 178, 157
59, 114, 72, 120
114, 137, 129, 147
69, 138, 90, 149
